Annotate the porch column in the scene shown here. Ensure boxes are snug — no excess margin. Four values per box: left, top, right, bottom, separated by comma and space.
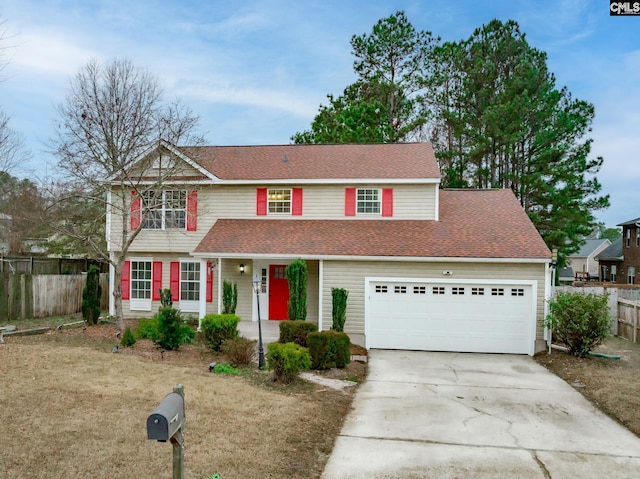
318, 259, 324, 332
217, 257, 222, 314
109, 252, 116, 316
198, 258, 207, 331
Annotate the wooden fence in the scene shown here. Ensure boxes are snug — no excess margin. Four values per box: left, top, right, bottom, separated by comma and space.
0, 273, 109, 321
0, 256, 108, 275
618, 298, 640, 343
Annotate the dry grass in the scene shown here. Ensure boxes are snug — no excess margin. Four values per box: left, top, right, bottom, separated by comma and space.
535, 335, 640, 437
0, 320, 366, 479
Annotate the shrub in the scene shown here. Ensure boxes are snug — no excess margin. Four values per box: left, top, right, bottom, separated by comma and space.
285, 259, 307, 320
267, 342, 311, 384
278, 321, 317, 347
136, 317, 160, 341
221, 336, 257, 366
331, 288, 349, 332
307, 331, 351, 369
545, 291, 610, 357
201, 314, 240, 351
212, 363, 242, 376
120, 327, 136, 347
156, 307, 195, 351
82, 265, 102, 325
222, 280, 238, 314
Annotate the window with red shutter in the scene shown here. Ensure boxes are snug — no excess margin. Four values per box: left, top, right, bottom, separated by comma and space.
170, 262, 180, 301
345, 188, 356, 216
152, 261, 162, 300
130, 192, 141, 230
257, 188, 267, 215
186, 190, 198, 231
292, 188, 303, 216
382, 188, 393, 217
121, 261, 131, 300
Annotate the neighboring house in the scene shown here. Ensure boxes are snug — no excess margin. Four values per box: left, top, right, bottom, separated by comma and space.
597, 218, 640, 284
596, 237, 623, 283
107, 142, 551, 355
566, 238, 611, 281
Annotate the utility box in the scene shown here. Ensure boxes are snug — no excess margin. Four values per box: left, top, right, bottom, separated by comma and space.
146, 392, 185, 442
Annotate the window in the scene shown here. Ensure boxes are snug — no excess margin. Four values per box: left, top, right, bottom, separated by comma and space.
268, 189, 291, 214
357, 188, 380, 214
142, 190, 186, 230
629, 267, 636, 285
180, 262, 201, 302
413, 286, 426, 294
261, 268, 267, 294
637, 227, 640, 247
432, 286, 445, 295
626, 228, 631, 247
452, 287, 465, 295
611, 265, 617, 282
511, 288, 525, 297
471, 287, 485, 296
131, 261, 152, 299
375, 285, 388, 293
394, 285, 407, 294
491, 288, 504, 296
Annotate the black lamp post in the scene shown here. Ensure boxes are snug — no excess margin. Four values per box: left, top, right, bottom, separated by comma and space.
252, 275, 265, 369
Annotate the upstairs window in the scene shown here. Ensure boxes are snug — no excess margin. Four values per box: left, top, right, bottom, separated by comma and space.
357, 188, 380, 214
257, 188, 302, 216
131, 189, 197, 231
626, 228, 631, 247
637, 227, 640, 247
268, 189, 291, 214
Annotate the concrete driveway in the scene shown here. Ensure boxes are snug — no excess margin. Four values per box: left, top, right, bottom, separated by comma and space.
322, 350, 640, 479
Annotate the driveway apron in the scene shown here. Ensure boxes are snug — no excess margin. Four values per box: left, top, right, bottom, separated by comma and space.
322, 350, 640, 479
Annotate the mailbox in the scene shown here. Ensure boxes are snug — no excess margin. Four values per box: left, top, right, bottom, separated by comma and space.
146, 392, 185, 442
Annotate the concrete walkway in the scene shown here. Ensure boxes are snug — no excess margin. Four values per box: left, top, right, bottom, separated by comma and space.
322, 350, 640, 479
237, 319, 280, 345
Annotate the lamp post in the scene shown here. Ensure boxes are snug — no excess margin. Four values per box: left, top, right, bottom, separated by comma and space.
252, 275, 265, 369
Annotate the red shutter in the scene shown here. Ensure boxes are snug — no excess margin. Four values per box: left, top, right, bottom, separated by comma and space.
206, 262, 213, 303
256, 188, 267, 215
152, 261, 162, 300
382, 188, 393, 217
345, 188, 356, 216
170, 262, 180, 302
121, 261, 131, 300
292, 188, 303, 216
186, 190, 198, 231
130, 192, 141, 230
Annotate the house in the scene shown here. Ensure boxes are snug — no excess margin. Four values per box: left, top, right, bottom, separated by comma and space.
596, 218, 640, 284
107, 142, 551, 355
566, 238, 611, 281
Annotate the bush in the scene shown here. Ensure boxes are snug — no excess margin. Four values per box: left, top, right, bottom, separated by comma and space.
82, 265, 102, 325
120, 327, 136, 347
212, 363, 242, 376
267, 342, 311, 384
545, 291, 610, 357
307, 331, 351, 369
222, 280, 238, 314
201, 314, 240, 351
278, 321, 317, 347
221, 336, 257, 366
331, 288, 349, 332
156, 307, 195, 351
285, 259, 307, 320
136, 317, 160, 341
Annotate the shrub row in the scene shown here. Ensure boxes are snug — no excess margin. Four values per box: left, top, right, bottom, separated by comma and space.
201, 314, 240, 351
278, 321, 317, 346
307, 331, 350, 369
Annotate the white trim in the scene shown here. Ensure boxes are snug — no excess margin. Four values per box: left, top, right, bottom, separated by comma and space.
364, 276, 537, 356
217, 258, 222, 314
213, 178, 441, 186
105, 190, 112, 245
318, 259, 324, 332
109, 252, 116, 316
544, 263, 552, 342
198, 258, 208, 329
129, 257, 153, 311
434, 186, 439, 221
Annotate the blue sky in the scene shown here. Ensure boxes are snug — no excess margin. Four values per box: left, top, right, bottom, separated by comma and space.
1, 0, 638, 228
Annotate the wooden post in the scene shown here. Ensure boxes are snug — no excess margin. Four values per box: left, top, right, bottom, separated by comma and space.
170, 384, 185, 479
635, 302, 638, 344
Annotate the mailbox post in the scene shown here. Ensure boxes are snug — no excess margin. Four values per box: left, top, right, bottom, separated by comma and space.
147, 384, 185, 479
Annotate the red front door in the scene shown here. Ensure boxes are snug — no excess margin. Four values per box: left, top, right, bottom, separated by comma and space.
268, 265, 289, 320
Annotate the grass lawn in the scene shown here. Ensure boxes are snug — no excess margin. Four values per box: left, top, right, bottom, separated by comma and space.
0, 316, 365, 478
535, 335, 640, 437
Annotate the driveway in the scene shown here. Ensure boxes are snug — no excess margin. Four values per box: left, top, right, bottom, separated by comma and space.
322, 350, 640, 479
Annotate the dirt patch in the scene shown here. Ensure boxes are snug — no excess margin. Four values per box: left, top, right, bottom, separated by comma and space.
535, 336, 640, 437
0, 319, 367, 478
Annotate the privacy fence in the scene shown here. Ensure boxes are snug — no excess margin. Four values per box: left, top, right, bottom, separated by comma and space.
0, 273, 109, 321
0, 256, 108, 275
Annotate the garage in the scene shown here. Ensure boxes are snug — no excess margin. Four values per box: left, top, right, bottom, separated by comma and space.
366, 279, 535, 354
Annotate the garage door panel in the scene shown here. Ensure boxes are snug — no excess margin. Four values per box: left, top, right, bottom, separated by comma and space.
368, 281, 532, 354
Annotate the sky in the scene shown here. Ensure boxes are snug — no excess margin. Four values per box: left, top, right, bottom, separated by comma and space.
1, 0, 638, 228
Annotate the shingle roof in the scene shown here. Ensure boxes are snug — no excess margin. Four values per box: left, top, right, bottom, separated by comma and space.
595, 237, 623, 261
193, 189, 550, 260
179, 143, 440, 181
570, 238, 611, 258
617, 217, 640, 226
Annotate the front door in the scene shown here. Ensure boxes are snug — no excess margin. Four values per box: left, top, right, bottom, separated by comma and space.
268, 265, 289, 320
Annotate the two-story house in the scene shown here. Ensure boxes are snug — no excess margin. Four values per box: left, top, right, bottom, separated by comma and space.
597, 217, 640, 284
107, 141, 551, 355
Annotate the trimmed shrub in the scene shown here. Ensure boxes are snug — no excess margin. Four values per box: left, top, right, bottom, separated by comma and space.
307, 331, 351, 369
221, 336, 257, 366
156, 307, 195, 350
285, 259, 307, 320
545, 291, 610, 357
136, 317, 160, 341
222, 280, 238, 314
331, 288, 349, 332
267, 342, 311, 384
212, 363, 242, 376
201, 314, 240, 351
278, 321, 317, 347
82, 265, 102, 325
120, 327, 136, 347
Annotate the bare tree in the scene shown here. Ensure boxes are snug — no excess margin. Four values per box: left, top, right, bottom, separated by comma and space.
48, 58, 204, 328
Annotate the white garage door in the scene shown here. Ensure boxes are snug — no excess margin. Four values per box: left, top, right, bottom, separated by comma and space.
367, 280, 534, 354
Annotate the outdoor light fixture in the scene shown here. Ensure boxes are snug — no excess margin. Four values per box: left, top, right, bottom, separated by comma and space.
239, 264, 245, 275
252, 275, 266, 369
551, 247, 558, 266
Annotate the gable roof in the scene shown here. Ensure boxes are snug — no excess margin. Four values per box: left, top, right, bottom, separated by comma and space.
179, 143, 440, 182
618, 217, 640, 226
570, 238, 611, 258
193, 189, 550, 261
595, 237, 624, 261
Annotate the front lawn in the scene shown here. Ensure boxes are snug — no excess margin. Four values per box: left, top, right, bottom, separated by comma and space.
535, 335, 640, 437
0, 318, 364, 478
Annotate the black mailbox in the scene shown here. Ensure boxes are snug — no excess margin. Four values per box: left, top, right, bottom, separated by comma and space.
146, 392, 185, 442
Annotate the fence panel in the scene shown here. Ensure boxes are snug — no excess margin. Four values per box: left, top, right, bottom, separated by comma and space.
618, 299, 640, 343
